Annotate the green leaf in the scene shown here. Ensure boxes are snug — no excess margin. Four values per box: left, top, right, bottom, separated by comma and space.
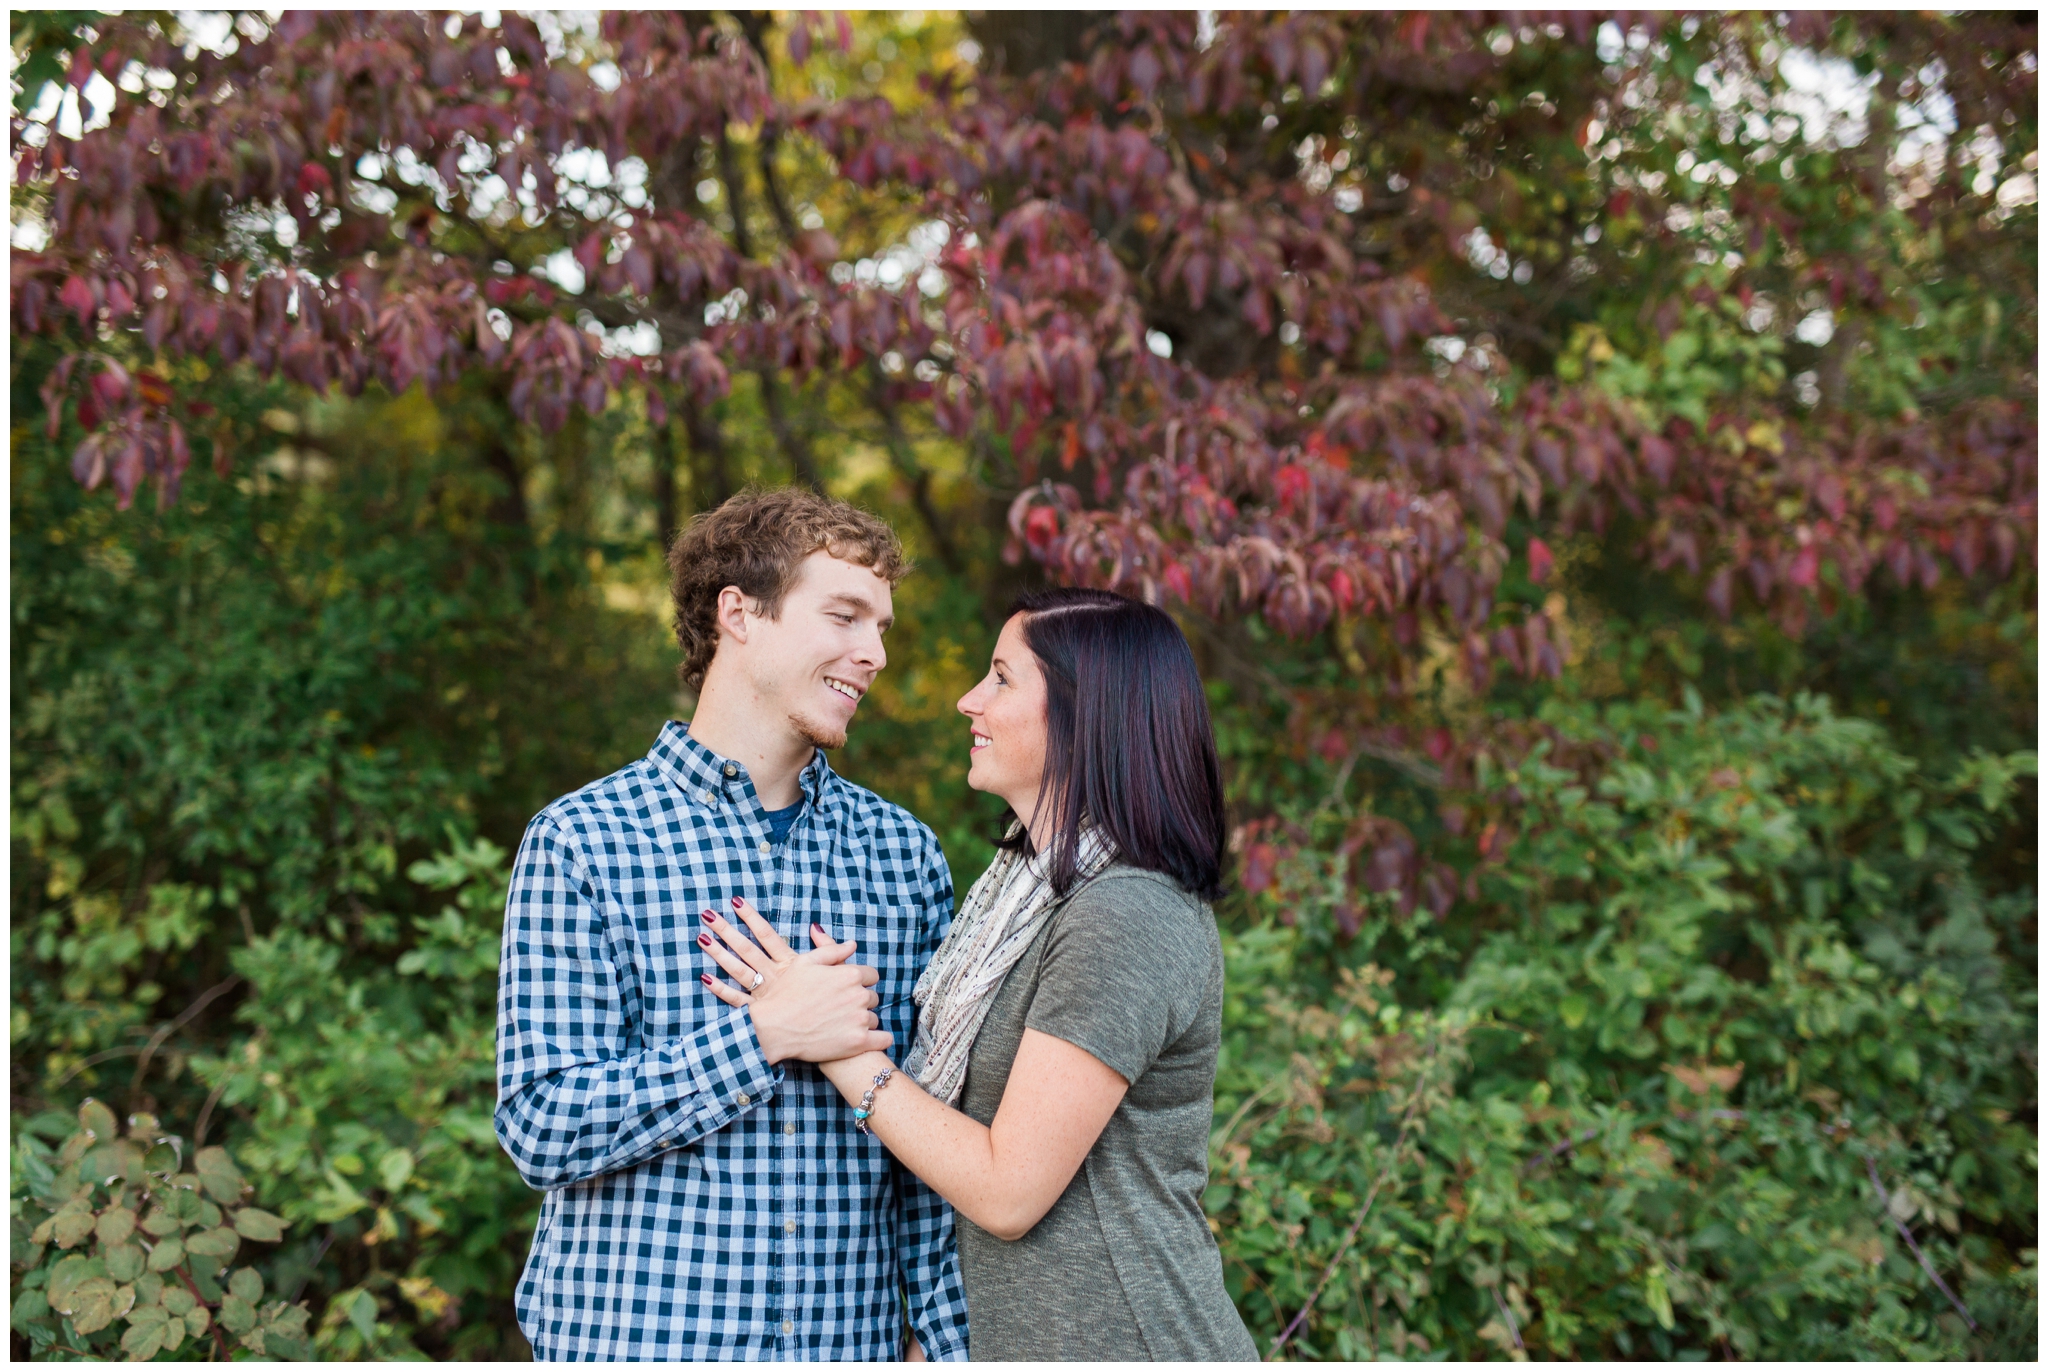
78, 1099, 118, 1141
348, 1287, 378, 1340
140, 1206, 182, 1237
120, 1319, 167, 1361
51, 1205, 96, 1249
11, 1288, 50, 1328
163, 1186, 204, 1224
46, 1254, 105, 1310
376, 1147, 416, 1193
146, 1235, 185, 1272
1559, 994, 1589, 1029
1644, 1265, 1675, 1330
57, 1274, 116, 1331
192, 1146, 245, 1205
95, 1206, 137, 1247
160, 1285, 195, 1317
185, 1305, 212, 1339
183, 1226, 240, 1261
104, 1241, 144, 1283
230, 1207, 287, 1242
229, 1267, 264, 1304
219, 1292, 258, 1336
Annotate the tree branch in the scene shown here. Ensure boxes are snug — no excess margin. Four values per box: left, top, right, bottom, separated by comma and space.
714, 110, 824, 492
866, 364, 962, 572
1865, 1156, 1977, 1331
129, 975, 243, 1093
680, 392, 736, 511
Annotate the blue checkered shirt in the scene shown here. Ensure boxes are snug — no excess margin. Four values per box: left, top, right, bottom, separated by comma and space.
495, 722, 972, 1361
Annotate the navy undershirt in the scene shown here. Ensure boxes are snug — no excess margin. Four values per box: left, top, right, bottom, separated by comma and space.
763, 801, 802, 847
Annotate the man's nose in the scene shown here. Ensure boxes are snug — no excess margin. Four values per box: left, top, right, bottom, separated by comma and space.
856, 624, 886, 672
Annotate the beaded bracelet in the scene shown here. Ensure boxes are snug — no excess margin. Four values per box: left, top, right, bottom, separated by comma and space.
853, 1067, 895, 1135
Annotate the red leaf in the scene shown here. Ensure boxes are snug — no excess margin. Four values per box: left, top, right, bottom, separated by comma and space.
1527, 537, 1553, 584
1241, 842, 1278, 895
1788, 545, 1820, 589
61, 275, 97, 324
1023, 504, 1062, 553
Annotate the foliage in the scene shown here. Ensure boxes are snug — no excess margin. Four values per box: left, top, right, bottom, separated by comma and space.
8, 336, 677, 1357
1210, 694, 2036, 1359
11, 1099, 309, 1360
11, 13, 2034, 654
9, 9, 2036, 1365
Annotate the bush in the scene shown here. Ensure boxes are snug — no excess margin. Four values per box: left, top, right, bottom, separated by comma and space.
10, 351, 674, 1357
10, 1100, 310, 1360
1211, 694, 2036, 1360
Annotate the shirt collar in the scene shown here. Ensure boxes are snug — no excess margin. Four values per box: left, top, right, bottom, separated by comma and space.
647, 720, 833, 807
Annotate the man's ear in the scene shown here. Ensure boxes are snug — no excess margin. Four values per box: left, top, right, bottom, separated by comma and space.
714, 586, 755, 646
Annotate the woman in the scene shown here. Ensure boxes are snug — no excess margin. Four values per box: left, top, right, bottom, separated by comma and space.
697, 587, 1258, 1361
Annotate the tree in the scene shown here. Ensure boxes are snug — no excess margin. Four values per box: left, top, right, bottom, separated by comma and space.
11, 9, 2036, 1360
13, 11, 2033, 637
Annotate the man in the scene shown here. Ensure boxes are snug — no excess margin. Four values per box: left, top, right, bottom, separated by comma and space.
495, 487, 970, 1361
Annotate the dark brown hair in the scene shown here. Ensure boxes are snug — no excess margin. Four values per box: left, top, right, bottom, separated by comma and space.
667, 487, 909, 690
1000, 587, 1228, 900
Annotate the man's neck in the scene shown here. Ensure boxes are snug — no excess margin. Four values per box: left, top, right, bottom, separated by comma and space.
685, 673, 815, 809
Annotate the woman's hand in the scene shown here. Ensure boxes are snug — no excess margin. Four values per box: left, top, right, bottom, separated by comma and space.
697, 897, 890, 1065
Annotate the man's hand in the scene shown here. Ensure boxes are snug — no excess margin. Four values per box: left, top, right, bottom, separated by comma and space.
697, 897, 891, 1066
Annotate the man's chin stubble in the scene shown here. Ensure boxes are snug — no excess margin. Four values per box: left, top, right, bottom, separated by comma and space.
790, 711, 847, 751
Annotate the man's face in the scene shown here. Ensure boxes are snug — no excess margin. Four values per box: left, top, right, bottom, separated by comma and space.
734, 549, 894, 751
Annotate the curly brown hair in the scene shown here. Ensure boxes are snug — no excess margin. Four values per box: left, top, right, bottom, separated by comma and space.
667, 487, 910, 691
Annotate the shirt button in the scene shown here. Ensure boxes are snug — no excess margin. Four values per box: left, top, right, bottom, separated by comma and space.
758, 840, 772, 855
784, 1121, 797, 1136
724, 764, 737, 777
781, 1320, 794, 1335
784, 1219, 797, 1234
734, 1092, 750, 1107
700, 789, 713, 803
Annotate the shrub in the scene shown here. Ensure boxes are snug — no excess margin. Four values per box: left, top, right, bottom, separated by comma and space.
10, 1100, 310, 1360
1211, 694, 2037, 1360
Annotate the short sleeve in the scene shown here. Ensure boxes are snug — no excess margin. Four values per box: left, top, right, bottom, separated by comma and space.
1024, 872, 1211, 1085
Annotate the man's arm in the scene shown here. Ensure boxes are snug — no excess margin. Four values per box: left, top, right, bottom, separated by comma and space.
493, 812, 781, 1191
892, 838, 972, 1361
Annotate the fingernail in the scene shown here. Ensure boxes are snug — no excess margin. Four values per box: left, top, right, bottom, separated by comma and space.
700, 973, 713, 985
700, 909, 717, 924
697, 932, 712, 947
731, 895, 744, 909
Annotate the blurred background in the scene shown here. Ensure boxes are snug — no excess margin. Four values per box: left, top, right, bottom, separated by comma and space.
10, 10, 2036, 1360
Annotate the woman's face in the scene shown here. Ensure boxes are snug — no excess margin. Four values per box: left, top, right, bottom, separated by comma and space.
957, 614, 1049, 826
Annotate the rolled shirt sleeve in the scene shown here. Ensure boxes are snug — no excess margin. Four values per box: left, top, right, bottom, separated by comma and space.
493, 812, 783, 1191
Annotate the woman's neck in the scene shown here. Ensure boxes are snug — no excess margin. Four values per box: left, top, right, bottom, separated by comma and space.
1012, 786, 1058, 855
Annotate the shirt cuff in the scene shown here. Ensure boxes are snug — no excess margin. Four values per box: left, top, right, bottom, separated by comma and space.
682, 1003, 782, 1131
919, 1335, 969, 1363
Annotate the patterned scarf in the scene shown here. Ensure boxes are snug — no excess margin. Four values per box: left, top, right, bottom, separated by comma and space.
904, 823, 1116, 1106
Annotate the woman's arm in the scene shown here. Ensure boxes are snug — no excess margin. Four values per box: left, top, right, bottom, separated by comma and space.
699, 902, 1130, 1241
817, 1032, 1127, 1241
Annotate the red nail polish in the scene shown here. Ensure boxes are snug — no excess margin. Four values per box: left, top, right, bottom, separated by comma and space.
700, 909, 717, 924
697, 932, 712, 946
700, 973, 713, 985
731, 895, 743, 909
